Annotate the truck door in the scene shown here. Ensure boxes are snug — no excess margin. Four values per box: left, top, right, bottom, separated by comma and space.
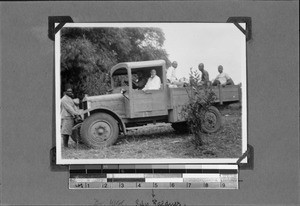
127, 64, 168, 118
130, 89, 168, 118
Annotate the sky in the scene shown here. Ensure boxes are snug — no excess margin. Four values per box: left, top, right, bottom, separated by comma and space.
160, 23, 246, 84
63, 23, 246, 84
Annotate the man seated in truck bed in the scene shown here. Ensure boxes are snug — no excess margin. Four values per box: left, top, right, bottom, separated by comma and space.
198, 63, 210, 86
212, 65, 235, 86
167, 61, 187, 88
167, 61, 178, 84
142, 69, 161, 90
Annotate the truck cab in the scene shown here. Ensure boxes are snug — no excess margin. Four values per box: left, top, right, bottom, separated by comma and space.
110, 60, 168, 119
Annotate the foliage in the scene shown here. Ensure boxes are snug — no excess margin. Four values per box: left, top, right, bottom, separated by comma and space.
60, 27, 170, 98
181, 70, 217, 146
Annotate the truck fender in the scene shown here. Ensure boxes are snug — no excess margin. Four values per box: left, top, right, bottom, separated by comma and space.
81, 107, 126, 135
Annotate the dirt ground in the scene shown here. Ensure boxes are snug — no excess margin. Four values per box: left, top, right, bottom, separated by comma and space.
61, 103, 242, 160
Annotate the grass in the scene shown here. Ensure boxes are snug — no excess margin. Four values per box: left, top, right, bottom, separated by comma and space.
62, 104, 242, 160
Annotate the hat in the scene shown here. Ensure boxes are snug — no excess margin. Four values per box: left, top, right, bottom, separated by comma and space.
66, 88, 73, 92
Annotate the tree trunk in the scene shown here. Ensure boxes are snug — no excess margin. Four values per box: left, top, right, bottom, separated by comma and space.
194, 130, 203, 146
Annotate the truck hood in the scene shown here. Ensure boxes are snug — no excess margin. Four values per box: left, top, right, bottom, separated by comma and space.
83, 93, 124, 102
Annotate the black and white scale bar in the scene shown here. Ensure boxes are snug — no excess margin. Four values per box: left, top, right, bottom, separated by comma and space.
69, 174, 238, 189
69, 165, 238, 189
69, 165, 238, 175
69, 178, 238, 189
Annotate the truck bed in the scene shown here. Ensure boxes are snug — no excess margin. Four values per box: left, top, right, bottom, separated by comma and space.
168, 85, 241, 122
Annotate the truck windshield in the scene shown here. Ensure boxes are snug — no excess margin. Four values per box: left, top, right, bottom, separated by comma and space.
112, 74, 129, 87
111, 65, 164, 91
111, 66, 129, 89
131, 66, 164, 90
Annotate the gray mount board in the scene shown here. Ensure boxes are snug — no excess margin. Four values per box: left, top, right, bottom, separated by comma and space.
0, 1, 299, 205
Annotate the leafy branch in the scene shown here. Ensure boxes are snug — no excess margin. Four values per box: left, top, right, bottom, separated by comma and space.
181, 70, 217, 146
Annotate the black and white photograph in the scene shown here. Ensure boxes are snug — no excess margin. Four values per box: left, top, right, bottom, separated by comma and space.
2, 1, 299, 204
55, 23, 247, 164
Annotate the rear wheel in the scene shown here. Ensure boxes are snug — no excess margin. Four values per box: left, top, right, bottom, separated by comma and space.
201, 106, 222, 133
171, 122, 189, 133
80, 113, 119, 148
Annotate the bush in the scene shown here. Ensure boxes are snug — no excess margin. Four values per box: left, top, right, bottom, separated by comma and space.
181, 70, 217, 146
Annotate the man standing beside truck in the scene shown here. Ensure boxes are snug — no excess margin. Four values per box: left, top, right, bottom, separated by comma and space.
61, 88, 81, 147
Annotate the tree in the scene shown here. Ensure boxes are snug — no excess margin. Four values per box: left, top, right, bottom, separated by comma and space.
60, 27, 170, 98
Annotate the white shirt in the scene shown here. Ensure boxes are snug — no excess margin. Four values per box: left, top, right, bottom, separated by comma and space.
167, 67, 177, 83
142, 75, 161, 90
214, 72, 231, 85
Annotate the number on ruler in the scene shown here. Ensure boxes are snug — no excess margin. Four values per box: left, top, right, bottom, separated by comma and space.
137, 183, 142, 188
170, 182, 175, 188
120, 183, 124, 188
85, 183, 90, 188
75, 183, 83, 188
153, 182, 158, 188
102, 183, 108, 188
187, 182, 192, 188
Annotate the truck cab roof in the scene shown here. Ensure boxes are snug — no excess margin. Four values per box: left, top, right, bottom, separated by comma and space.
110, 60, 166, 76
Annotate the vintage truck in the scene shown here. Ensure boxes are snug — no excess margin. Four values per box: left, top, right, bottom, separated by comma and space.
73, 60, 241, 148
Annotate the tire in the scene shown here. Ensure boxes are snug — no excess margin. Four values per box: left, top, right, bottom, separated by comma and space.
71, 123, 84, 144
80, 113, 119, 148
201, 106, 222, 133
171, 122, 189, 133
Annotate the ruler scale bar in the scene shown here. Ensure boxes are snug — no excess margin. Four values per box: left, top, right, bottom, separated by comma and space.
69, 179, 238, 189
69, 165, 238, 189
69, 165, 238, 171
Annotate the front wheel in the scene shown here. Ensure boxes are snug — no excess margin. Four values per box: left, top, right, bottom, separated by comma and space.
80, 113, 119, 148
201, 106, 222, 133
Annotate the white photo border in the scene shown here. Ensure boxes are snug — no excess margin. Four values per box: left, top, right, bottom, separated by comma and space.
55, 22, 247, 165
